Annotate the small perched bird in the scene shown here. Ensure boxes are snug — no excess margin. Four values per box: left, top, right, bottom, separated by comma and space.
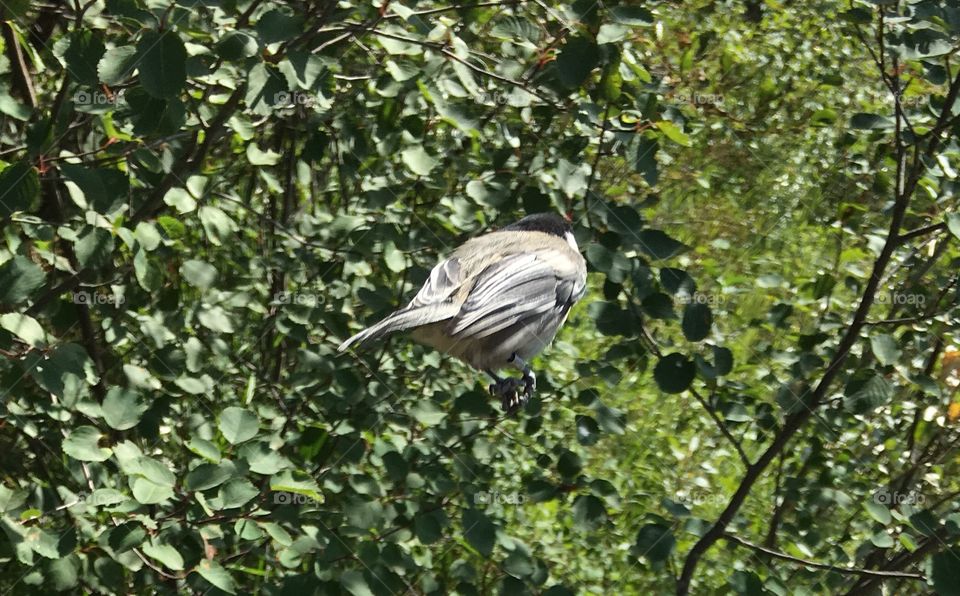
338, 212, 587, 411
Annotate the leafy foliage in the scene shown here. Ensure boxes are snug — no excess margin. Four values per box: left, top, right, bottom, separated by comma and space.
0, 0, 959, 594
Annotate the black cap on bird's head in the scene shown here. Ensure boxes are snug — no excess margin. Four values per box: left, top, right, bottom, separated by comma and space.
501, 212, 572, 238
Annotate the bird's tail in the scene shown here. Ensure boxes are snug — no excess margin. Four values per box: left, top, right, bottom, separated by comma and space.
337, 304, 456, 352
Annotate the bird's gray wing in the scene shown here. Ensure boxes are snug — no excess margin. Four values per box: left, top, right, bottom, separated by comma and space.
338, 256, 463, 352
448, 253, 561, 339
407, 256, 463, 308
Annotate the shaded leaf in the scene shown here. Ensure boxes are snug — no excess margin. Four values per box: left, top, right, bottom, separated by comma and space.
654, 353, 695, 393
137, 31, 187, 99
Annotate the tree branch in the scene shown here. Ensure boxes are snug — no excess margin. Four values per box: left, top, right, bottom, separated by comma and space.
896, 221, 947, 244
722, 533, 925, 580
690, 387, 751, 468
677, 10, 922, 591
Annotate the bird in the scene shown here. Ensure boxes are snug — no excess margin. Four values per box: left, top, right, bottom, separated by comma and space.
338, 212, 587, 412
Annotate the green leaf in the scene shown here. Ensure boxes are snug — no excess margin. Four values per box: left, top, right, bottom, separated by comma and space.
45, 556, 79, 591
141, 540, 185, 571
184, 463, 231, 490
0, 313, 46, 348
850, 112, 893, 130
195, 559, 236, 594
655, 121, 692, 146
256, 9, 305, 43
97, 45, 138, 85
107, 522, 146, 553
843, 370, 893, 414
713, 346, 734, 376
946, 212, 960, 241
163, 187, 196, 214
635, 523, 675, 563
660, 268, 696, 295
27, 343, 98, 396
642, 292, 676, 319
636, 229, 689, 260
0, 87, 30, 120
556, 36, 600, 89
269, 471, 323, 502
415, 509, 447, 544
131, 478, 174, 504
239, 442, 289, 475
134, 222, 162, 250
870, 531, 894, 548
216, 32, 258, 61
245, 143, 281, 166
632, 136, 659, 186
62, 426, 112, 462
24, 527, 60, 559
597, 23, 628, 45
180, 260, 218, 290
572, 495, 607, 531
932, 549, 960, 596
245, 63, 287, 116
60, 164, 129, 213
0, 162, 40, 217
102, 387, 147, 430
897, 30, 953, 60
654, 353, 695, 394
198, 306, 235, 333
341, 570, 375, 596
218, 407, 259, 444
610, 6, 655, 25
870, 333, 901, 366
65, 30, 106, 86
187, 437, 222, 463
87, 488, 126, 507
175, 376, 207, 394
74, 228, 114, 269
576, 415, 600, 446
124, 88, 186, 135
137, 31, 187, 99
681, 303, 712, 341
123, 364, 161, 390
401, 146, 438, 176
557, 450, 583, 478
462, 509, 496, 557
198, 206, 238, 246
216, 478, 260, 509
410, 401, 446, 425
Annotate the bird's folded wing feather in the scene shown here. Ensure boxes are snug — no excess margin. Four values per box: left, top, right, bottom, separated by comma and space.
448, 253, 561, 339
407, 257, 462, 308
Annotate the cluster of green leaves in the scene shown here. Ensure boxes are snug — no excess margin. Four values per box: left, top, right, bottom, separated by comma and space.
0, 0, 714, 593
2, 0, 960, 594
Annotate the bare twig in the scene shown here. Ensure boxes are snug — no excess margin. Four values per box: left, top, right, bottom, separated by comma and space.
722, 534, 925, 580
690, 388, 751, 468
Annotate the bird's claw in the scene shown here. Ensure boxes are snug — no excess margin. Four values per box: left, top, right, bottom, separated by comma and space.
488, 371, 536, 413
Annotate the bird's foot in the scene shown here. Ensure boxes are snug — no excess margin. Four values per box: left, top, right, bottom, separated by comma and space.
488, 371, 536, 413
489, 376, 522, 410
522, 369, 536, 396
